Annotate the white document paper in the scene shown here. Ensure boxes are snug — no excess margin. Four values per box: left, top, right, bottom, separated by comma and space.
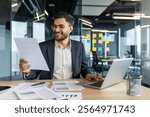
13, 82, 49, 91
13, 82, 61, 100
0, 82, 50, 100
0, 87, 18, 100
14, 87, 60, 100
14, 38, 49, 71
52, 80, 84, 91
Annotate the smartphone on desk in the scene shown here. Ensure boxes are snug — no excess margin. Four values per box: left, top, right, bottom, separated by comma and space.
0, 86, 11, 91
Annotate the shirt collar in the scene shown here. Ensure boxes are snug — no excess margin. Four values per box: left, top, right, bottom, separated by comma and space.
55, 40, 71, 49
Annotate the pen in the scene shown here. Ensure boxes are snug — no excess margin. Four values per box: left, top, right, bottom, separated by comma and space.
31, 82, 45, 86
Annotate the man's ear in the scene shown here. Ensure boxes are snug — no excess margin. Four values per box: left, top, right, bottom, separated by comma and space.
70, 27, 73, 32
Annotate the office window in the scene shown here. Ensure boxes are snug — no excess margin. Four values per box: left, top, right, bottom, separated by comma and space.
33, 22, 45, 43
11, 21, 27, 80
0, 0, 11, 80
126, 25, 141, 58
119, 25, 141, 58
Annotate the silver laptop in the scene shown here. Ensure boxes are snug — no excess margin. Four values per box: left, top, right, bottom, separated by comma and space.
83, 58, 133, 89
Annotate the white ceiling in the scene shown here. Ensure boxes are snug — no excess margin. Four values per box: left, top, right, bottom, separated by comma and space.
74, 0, 115, 16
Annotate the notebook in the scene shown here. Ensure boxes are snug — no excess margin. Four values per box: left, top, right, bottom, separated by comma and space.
82, 58, 133, 89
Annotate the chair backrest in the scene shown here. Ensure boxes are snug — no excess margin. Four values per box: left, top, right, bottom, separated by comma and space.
92, 51, 99, 65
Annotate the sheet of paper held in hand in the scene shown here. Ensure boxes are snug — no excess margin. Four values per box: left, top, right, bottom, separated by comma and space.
14, 38, 49, 71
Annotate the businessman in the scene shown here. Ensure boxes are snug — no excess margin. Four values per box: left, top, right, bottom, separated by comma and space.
19, 12, 103, 81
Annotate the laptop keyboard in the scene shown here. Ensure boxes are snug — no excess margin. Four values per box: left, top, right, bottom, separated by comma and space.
89, 81, 104, 87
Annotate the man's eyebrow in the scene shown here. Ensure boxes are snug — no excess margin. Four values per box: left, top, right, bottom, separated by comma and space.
53, 24, 65, 26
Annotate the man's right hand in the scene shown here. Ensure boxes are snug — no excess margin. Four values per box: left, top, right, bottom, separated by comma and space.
19, 59, 31, 75
85, 74, 104, 82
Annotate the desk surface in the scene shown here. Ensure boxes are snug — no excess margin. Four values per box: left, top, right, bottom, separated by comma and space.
0, 79, 149, 100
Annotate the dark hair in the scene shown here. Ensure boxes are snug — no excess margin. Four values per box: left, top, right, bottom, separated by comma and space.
53, 12, 75, 26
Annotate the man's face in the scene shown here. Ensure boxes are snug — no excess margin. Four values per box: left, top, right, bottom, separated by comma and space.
53, 18, 72, 42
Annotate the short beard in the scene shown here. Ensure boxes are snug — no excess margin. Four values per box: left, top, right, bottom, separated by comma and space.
55, 33, 69, 42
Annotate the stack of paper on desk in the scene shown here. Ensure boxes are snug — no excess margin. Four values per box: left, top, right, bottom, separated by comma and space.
0, 87, 18, 100
14, 87, 60, 100
0, 81, 83, 100
0, 82, 60, 100
13, 82, 60, 100
52, 80, 84, 91
14, 82, 49, 90
51, 80, 83, 100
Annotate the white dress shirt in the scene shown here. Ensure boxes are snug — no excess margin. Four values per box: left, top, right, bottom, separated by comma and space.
53, 41, 72, 79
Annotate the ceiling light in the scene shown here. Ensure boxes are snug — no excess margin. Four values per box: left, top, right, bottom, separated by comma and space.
105, 13, 111, 17
113, 13, 136, 16
92, 29, 117, 33
82, 22, 93, 27
141, 24, 150, 28
11, 3, 18, 7
79, 18, 93, 27
119, 0, 141, 1
134, 13, 145, 16
48, 4, 55, 7
113, 16, 140, 20
34, 17, 45, 22
113, 13, 145, 16
34, 13, 44, 19
36, 12, 40, 21
113, 12, 150, 20
79, 18, 92, 25
44, 10, 49, 16
141, 15, 150, 18
94, 18, 99, 22
92, 29, 108, 32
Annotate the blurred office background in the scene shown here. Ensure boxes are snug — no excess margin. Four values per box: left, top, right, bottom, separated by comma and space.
0, 0, 150, 87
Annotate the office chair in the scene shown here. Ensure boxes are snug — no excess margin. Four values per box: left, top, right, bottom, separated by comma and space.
91, 51, 102, 74
92, 51, 110, 77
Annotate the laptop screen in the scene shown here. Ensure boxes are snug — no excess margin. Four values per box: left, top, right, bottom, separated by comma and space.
101, 58, 133, 89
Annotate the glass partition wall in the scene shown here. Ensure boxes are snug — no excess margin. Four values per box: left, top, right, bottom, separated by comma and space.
117, 1, 142, 80
0, 0, 11, 80
141, 0, 150, 87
